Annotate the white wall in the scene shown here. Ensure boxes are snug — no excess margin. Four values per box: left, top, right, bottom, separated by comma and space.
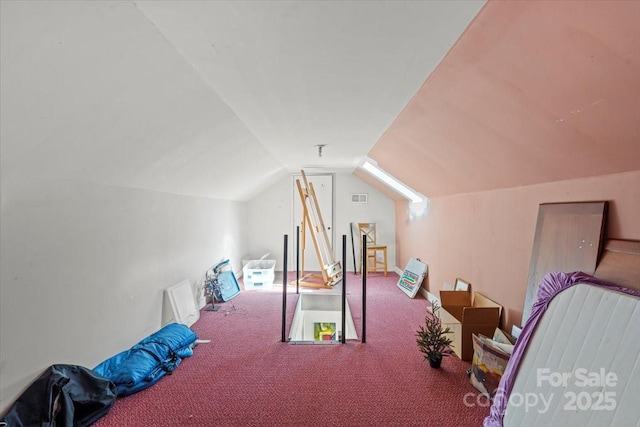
0, 1, 402, 413
0, 175, 247, 411
246, 172, 396, 273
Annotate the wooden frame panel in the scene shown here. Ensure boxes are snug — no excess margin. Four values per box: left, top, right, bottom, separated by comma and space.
594, 239, 640, 290
522, 201, 607, 324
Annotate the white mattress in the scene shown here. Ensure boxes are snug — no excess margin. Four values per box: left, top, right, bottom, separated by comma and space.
504, 283, 640, 426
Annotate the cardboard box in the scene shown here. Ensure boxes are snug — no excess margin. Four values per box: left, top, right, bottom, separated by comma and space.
439, 290, 502, 361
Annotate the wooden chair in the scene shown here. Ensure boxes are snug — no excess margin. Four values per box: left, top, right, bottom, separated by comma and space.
358, 222, 387, 277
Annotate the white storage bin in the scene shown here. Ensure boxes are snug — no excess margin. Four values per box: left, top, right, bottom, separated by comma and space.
243, 259, 276, 290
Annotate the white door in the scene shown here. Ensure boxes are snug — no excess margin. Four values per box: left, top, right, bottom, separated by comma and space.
291, 173, 334, 272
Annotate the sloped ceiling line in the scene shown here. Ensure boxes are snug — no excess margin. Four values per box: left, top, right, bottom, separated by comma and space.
133, 0, 486, 174
132, 0, 283, 171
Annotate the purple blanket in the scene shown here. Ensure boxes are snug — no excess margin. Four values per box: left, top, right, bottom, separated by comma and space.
484, 271, 640, 427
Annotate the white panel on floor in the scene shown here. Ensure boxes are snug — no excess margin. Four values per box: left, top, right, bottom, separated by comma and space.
165, 279, 200, 326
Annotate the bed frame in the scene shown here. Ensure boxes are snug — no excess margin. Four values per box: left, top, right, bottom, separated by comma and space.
485, 239, 640, 427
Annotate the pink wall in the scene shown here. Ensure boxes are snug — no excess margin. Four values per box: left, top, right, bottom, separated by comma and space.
396, 171, 640, 331
370, 1, 640, 332
371, 1, 640, 199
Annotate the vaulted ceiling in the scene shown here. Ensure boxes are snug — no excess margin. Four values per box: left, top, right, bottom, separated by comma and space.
1, 1, 482, 200
2, 1, 638, 202
371, 0, 640, 199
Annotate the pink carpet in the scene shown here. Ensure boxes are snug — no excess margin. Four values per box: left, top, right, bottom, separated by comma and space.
94, 272, 489, 426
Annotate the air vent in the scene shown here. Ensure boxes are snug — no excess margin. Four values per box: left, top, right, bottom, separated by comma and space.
351, 193, 368, 203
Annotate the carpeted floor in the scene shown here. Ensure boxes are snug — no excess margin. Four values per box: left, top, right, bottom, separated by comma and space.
94, 272, 489, 426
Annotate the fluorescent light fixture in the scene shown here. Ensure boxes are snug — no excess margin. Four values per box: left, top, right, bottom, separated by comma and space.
361, 161, 423, 203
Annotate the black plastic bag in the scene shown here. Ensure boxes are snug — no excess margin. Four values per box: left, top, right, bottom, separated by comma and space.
1, 364, 117, 427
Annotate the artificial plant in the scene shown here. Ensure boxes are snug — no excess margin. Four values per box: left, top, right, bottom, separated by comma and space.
416, 302, 454, 368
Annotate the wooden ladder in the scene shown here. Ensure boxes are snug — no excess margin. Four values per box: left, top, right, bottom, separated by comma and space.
294, 170, 342, 289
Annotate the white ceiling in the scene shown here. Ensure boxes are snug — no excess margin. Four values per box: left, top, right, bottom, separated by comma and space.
0, 1, 484, 200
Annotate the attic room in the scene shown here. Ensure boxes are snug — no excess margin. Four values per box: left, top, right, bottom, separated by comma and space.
1, 1, 639, 426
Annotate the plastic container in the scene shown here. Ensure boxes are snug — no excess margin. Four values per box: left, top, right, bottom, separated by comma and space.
242, 259, 276, 290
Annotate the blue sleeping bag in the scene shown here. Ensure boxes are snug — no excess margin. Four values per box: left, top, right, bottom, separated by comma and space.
93, 323, 197, 397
